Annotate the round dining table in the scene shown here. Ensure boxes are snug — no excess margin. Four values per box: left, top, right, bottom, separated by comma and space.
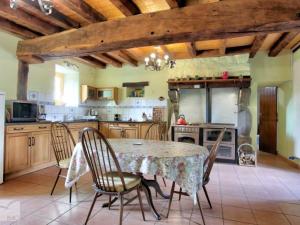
65, 138, 209, 220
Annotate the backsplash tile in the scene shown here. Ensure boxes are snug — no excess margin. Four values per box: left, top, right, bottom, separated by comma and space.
39, 97, 167, 122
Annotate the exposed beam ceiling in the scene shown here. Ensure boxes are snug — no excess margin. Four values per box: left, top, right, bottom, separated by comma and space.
0, 18, 39, 39
249, 34, 268, 58
0, 1, 61, 35
17, 0, 300, 61
110, 0, 140, 16
75, 56, 107, 69
219, 40, 226, 56
107, 50, 138, 67
186, 42, 197, 57
16, 0, 73, 30
269, 32, 299, 57
91, 53, 123, 67
52, 0, 106, 26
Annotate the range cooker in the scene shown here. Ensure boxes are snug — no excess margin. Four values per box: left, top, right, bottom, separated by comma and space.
172, 123, 237, 163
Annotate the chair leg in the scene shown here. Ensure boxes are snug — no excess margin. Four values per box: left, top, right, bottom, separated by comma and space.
178, 188, 182, 201
69, 186, 72, 203
119, 194, 124, 225
84, 193, 99, 225
154, 175, 158, 197
196, 193, 206, 225
137, 186, 145, 221
203, 185, 212, 209
162, 177, 167, 187
108, 196, 112, 210
50, 168, 61, 195
166, 181, 175, 218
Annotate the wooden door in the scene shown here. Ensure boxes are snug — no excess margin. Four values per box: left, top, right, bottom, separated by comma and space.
5, 133, 31, 173
108, 126, 123, 138
124, 128, 138, 139
31, 132, 51, 166
259, 87, 278, 154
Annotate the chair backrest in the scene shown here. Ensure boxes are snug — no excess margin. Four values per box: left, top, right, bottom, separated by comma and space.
144, 122, 167, 141
51, 122, 76, 165
203, 128, 226, 182
80, 127, 126, 193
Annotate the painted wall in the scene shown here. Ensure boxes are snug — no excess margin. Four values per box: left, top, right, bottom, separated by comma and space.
0, 31, 97, 100
95, 55, 250, 100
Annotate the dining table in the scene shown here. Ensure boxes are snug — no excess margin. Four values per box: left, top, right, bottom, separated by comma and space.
65, 138, 209, 220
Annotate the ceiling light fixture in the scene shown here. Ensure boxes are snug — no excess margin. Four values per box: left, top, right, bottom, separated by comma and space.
10, 0, 53, 15
144, 52, 175, 71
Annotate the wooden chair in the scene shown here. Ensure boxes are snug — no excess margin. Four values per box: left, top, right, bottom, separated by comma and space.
80, 127, 145, 225
166, 129, 226, 225
144, 122, 167, 187
50, 122, 76, 203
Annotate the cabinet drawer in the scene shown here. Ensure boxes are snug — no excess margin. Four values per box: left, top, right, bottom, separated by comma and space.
6, 124, 51, 134
109, 123, 138, 128
67, 122, 98, 130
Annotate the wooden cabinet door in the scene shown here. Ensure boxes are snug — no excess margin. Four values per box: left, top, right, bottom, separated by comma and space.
99, 122, 109, 137
108, 127, 123, 138
5, 133, 30, 173
140, 123, 152, 139
71, 129, 80, 143
124, 128, 138, 139
31, 132, 50, 167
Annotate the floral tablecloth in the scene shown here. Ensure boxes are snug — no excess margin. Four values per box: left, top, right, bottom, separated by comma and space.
65, 139, 209, 202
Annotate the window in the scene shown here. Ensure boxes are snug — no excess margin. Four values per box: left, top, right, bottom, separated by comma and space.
54, 64, 79, 107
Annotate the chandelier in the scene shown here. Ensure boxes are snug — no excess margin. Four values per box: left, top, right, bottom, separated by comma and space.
144, 52, 175, 71
10, 0, 53, 15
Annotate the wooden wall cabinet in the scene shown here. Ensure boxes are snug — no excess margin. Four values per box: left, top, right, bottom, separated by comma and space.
97, 88, 118, 102
81, 85, 97, 102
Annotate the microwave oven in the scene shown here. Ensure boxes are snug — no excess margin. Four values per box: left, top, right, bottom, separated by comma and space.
6, 100, 38, 122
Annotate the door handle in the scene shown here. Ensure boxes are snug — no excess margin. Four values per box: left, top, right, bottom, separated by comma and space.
14, 127, 24, 131
28, 137, 32, 147
32, 137, 35, 146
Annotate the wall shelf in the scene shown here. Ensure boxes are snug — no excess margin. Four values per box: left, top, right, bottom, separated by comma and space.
168, 76, 251, 89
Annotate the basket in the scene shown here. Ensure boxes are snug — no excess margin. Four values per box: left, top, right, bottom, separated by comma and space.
238, 143, 257, 167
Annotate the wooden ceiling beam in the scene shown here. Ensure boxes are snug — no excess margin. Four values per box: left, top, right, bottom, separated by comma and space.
249, 34, 267, 58
17, 0, 300, 60
91, 53, 123, 67
110, 0, 140, 16
0, 1, 61, 35
160, 45, 171, 56
186, 42, 197, 57
0, 18, 39, 39
165, 0, 186, 8
75, 56, 106, 69
196, 45, 251, 58
108, 50, 138, 67
219, 40, 226, 55
16, 0, 73, 30
52, 0, 106, 26
269, 32, 299, 57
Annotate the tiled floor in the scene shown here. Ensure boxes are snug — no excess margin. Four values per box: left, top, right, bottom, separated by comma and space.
0, 153, 300, 225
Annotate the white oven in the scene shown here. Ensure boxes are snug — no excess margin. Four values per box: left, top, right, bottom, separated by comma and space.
204, 128, 235, 145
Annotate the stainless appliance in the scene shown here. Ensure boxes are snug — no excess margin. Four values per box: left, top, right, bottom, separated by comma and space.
174, 125, 200, 145
114, 114, 121, 121
203, 128, 237, 162
6, 100, 38, 122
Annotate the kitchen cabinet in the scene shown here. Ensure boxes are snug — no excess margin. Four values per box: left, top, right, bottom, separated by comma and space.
108, 123, 139, 139
4, 121, 98, 179
30, 132, 51, 167
99, 122, 109, 137
97, 88, 118, 102
5, 133, 31, 173
81, 85, 97, 102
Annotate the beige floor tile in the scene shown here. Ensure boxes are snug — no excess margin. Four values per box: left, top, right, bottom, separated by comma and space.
223, 220, 256, 225
223, 206, 256, 224
279, 202, 300, 217
253, 210, 290, 225
286, 215, 300, 225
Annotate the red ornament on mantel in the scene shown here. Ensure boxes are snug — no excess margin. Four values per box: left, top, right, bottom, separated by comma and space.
222, 71, 229, 80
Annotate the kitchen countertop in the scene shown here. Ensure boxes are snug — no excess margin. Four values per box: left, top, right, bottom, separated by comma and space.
172, 123, 237, 129
5, 119, 159, 126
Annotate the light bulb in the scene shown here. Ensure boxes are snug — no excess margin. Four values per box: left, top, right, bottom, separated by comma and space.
164, 54, 169, 60
157, 58, 162, 66
150, 53, 156, 59
145, 57, 149, 62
